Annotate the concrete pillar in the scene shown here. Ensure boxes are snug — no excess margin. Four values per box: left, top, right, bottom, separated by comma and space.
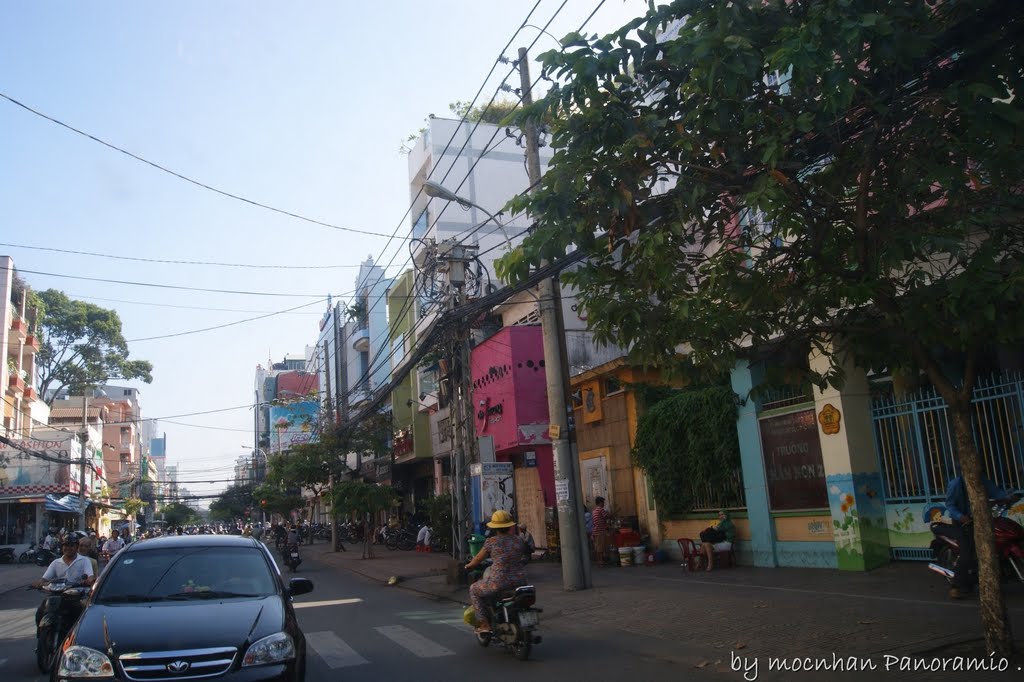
809, 347, 890, 570
730, 361, 777, 567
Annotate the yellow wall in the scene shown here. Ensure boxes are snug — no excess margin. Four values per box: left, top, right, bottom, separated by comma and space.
773, 515, 834, 542
662, 517, 751, 544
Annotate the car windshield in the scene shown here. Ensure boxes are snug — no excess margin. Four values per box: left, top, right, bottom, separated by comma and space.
96, 547, 277, 603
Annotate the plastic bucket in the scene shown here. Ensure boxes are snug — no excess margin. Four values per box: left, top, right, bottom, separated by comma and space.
632, 546, 645, 565
618, 547, 633, 567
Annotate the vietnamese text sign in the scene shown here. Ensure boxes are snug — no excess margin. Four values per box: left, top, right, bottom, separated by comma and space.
759, 409, 828, 510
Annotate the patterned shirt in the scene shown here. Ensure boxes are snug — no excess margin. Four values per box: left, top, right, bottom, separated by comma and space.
591, 505, 609, 535
479, 533, 527, 591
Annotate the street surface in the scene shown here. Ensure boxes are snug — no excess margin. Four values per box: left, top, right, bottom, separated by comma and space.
0, 551, 678, 682
3, 550, 1024, 681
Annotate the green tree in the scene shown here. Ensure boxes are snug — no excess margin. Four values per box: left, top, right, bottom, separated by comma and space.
252, 484, 304, 519
209, 484, 252, 522
160, 502, 197, 528
499, 0, 1024, 654
329, 481, 399, 559
35, 290, 153, 403
448, 98, 520, 126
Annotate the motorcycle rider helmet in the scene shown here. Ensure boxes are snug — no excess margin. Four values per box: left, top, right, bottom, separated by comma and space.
486, 510, 516, 529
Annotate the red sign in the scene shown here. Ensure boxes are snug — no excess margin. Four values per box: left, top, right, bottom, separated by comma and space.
759, 409, 828, 511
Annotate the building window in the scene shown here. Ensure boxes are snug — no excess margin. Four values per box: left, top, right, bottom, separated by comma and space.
412, 209, 429, 240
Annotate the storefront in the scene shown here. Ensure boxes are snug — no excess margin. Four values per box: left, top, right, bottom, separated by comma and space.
0, 497, 44, 546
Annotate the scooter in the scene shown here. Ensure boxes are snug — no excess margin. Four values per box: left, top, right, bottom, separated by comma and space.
19, 543, 38, 564
472, 584, 543, 661
34, 547, 58, 567
31, 579, 90, 673
929, 494, 1024, 584
283, 543, 302, 573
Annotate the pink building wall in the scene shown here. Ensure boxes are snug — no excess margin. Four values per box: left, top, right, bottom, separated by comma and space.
471, 326, 555, 505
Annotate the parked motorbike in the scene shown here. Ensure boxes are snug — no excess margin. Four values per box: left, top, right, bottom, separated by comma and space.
0, 546, 15, 564
472, 584, 542, 661
283, 543, 302, 573
929, 494, 1024, 584
32, 579, 90, 673
19, 543, 38, 564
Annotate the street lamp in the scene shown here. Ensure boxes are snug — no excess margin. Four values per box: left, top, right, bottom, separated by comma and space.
422, 180, 511, 252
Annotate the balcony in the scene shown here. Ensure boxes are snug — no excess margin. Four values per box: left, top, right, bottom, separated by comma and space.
22, 334, 40, 356
7, 374, 25, 396
24, 386, 37, 401
352, 327, 370, 352
9, 316, 27, 343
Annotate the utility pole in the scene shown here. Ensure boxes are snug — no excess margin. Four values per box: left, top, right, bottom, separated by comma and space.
519, 46, 589, 590
323, 337, 339, 552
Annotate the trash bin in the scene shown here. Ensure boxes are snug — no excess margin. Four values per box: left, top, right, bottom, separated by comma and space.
468, 534, 486, 557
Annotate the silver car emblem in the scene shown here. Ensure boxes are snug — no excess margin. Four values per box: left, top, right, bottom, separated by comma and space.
167, 660, 191, 673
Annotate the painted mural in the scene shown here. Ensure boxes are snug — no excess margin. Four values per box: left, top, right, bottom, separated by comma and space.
885, 494, 1024, 549
826, 472, 889, 570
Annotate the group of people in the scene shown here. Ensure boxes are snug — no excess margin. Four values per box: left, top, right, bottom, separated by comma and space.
41, 528, 127, 562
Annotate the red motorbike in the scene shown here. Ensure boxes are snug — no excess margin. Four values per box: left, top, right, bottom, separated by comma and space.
929, 494, 1024, 584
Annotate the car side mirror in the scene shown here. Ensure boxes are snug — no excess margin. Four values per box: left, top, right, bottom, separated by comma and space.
288, 578, 313, 597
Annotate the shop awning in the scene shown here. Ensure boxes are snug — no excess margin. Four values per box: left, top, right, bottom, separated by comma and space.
45, 494, 92, 514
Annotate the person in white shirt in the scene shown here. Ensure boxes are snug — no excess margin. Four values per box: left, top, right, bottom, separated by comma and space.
104, 529, 126, 557
41, 531, 57, 552
33, 535, 95, 588
31, 535, 94, 627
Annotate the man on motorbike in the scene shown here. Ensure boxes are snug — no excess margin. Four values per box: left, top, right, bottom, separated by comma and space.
934, 474, 1019, 599
31, 535, 94, 625
465, 511, 527, 635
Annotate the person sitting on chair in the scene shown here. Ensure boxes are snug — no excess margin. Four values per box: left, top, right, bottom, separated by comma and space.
700, 510, 736, 572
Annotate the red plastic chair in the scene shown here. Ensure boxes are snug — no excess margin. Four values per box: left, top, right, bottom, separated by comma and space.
678, 537, 734, 571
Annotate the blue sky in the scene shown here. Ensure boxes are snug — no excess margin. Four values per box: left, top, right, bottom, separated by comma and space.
0, 1, 646, 502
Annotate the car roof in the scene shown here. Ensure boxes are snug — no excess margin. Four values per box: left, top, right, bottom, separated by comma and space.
123, 535, 264, 552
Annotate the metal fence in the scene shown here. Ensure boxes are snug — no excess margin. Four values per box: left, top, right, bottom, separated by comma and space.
690, 467, 746, 512
872, 373, 1024, 505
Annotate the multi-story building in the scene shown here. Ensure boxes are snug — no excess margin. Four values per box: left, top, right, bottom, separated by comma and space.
342, 257, 392, 407
1, 255, 42, 438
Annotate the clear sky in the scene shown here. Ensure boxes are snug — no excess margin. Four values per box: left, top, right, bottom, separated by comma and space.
0, 1, 647, 503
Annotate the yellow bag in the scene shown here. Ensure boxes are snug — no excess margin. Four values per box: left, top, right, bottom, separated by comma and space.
463, 605, 478, 627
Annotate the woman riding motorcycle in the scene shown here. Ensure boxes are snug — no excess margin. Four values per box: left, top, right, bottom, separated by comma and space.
465, 510, 527, 634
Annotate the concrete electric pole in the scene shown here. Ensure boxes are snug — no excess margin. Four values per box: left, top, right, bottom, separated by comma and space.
518, 46, 590, 591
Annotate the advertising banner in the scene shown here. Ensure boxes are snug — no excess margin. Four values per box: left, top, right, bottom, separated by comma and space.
0, 430, 81, 496
268, 401, 319, 454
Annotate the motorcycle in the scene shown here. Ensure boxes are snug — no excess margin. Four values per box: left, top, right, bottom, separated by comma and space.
34, 547, 58, 567
929, 494, 1024, 584
31, 579, 90, 673
283, 543, 302, 573
472, 584, 543, 661
19, 543, 38, 564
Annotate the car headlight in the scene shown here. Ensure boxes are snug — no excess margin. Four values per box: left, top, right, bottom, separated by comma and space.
242, 632, 296, 667
58, 646, 114, 678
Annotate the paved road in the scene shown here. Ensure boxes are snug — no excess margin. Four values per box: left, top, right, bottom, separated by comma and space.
0, 550, 679, 682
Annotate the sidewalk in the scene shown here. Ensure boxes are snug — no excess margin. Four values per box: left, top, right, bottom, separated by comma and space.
309, 543, 1024, 672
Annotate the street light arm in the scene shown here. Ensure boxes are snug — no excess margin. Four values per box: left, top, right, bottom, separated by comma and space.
422, 180, 511, 252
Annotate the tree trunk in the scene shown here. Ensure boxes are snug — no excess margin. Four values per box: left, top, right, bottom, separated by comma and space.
948, 402, 1014, 656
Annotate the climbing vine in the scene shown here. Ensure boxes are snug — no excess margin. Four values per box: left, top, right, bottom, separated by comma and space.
631, 385, 741, 514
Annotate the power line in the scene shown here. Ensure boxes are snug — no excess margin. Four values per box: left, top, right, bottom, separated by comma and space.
65, 294, 324, 315
125, 297, 329, 342
0, 91, 404, 240
0, 241, 364, 270
16, 268, 326, 298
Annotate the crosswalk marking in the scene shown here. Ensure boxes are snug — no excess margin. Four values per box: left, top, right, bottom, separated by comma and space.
374, 625, 454, 658
0, 608, 36, 641
293, 598, 363, 610
305, 631, 369, 669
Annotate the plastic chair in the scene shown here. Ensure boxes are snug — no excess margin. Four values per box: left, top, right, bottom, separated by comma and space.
678, 537, 734, 571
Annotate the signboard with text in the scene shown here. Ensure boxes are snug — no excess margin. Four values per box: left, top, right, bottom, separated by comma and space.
759, 409, 828, 510
268, 401, 319, 454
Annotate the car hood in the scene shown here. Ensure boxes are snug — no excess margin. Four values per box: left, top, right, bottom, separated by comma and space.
70, 596, 285, 654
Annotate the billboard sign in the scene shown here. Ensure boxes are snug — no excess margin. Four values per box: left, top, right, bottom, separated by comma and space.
268, 401, 319, 454
0, 430, 83, 495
